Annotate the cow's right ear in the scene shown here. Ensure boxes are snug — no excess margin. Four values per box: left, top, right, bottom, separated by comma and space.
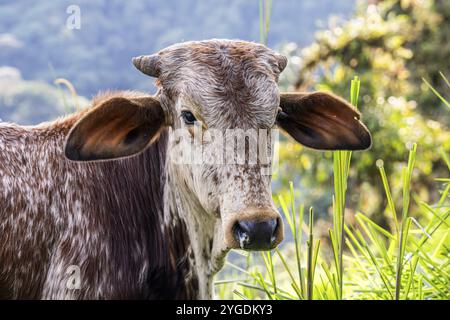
65, 96, 166, 161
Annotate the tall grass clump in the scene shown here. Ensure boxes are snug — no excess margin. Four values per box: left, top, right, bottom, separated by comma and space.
328, 76, 360, 299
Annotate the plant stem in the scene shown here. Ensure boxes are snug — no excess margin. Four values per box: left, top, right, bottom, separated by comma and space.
395, 143, 417, 299
259, 0, 272, 45
307, 207, 314, 300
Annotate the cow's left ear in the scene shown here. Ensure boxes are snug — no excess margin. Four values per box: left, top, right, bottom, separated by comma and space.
65, 96, 166, 161
277, 92, 372, 150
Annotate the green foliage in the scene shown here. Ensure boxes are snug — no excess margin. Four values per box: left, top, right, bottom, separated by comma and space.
294, 0, 450, 118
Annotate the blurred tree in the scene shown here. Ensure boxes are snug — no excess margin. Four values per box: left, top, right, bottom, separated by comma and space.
275, 0, 450, 228
295, 0, 450, 120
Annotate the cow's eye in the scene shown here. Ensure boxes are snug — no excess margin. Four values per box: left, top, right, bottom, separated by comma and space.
181, 111, 197, 125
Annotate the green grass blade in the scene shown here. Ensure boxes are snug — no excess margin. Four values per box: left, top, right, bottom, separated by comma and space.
422, 77, 450, 109
439, 71, 450, 89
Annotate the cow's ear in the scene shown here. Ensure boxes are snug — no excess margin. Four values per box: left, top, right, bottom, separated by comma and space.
277, 92, 372, 150
65, 96, 166, 161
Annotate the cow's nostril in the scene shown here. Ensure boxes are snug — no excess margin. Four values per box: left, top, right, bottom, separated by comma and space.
233, 222, 251, 249
232, 219, 278, 251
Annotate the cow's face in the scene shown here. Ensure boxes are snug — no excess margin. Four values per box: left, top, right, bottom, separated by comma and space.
142, 40, 286, 250
65, 40, 372, 253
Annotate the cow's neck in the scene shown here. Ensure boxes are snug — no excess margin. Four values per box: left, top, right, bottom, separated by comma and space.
162, 157, 227, 299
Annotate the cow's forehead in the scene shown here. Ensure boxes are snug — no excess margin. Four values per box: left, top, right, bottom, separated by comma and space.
159, 39, 282, 65
159, 40, 283, 82
158, 40, 283, 128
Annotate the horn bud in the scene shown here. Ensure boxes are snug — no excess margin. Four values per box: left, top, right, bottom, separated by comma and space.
132, 54, 161, 77
276, 54, 288, 73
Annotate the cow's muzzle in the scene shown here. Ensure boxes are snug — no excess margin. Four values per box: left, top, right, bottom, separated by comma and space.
233, 218, 280, 250
224, 208, 284, 250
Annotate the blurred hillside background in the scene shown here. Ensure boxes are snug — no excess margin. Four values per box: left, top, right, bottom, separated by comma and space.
0, 0, 449, 249
0, 0, 355, 118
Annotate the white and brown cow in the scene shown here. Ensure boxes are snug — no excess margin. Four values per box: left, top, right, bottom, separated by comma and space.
0, 39, 371, 299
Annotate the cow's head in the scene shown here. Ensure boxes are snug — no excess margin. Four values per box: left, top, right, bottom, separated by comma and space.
65, 40, 371, 253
